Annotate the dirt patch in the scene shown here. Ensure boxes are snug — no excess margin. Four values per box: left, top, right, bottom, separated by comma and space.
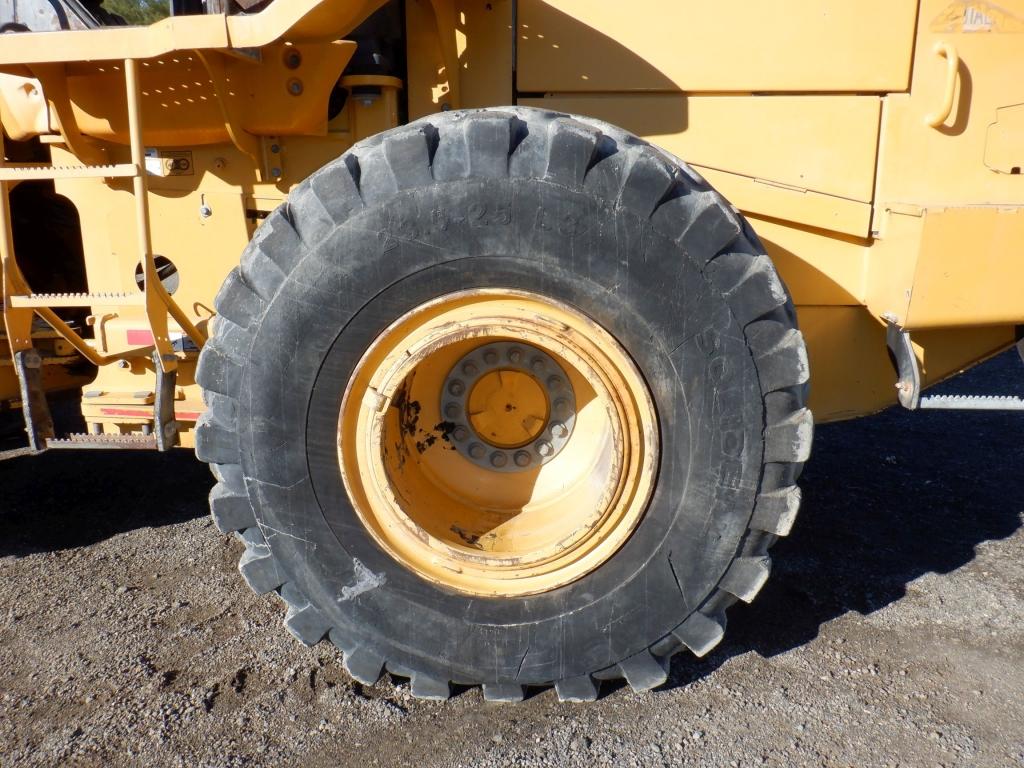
1, 353, 1022, 767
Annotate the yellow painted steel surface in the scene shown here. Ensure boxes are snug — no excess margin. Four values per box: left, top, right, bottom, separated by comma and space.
0, 0, 1022, 434
517, 0, 918, 93
518, 94, 882, 237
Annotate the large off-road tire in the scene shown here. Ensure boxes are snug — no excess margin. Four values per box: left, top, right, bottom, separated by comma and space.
195, 107, 811, 702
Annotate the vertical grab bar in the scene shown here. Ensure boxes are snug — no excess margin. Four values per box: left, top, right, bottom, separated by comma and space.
925, 41, 959, 129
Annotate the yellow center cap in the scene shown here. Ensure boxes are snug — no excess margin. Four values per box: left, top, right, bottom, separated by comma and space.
467, 369, 549, 449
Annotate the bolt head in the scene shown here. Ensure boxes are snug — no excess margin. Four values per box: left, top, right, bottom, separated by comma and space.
490, 451, 508, 468
514, 451, 532, 467
536, 441, 553, 457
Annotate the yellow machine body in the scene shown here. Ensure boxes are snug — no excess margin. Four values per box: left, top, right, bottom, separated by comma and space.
0, 0, 1022, 440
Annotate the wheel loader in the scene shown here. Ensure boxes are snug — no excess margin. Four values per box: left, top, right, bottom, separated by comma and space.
0, 0, 1021, 702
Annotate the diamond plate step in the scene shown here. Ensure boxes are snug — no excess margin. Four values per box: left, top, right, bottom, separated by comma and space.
46, 433, 159, 450
919, 394, 1024, 411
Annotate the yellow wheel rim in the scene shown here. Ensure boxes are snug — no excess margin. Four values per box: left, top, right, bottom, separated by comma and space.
338, 289, 658, 597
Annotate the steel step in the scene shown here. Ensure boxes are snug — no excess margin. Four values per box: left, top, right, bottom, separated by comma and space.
0, 163, 138, 181
46, 433, 159, 450
919, 394, 1024, 411
7, 291, 143, 308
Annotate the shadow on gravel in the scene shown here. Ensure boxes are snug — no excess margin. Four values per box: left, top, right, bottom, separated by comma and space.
0, 441, 212, 557
661, 348, 1024, 692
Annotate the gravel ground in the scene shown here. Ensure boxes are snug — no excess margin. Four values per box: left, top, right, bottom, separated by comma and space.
2, 351, 1023, 768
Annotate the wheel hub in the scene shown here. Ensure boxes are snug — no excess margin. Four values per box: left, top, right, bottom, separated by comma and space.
442, 342, 576, 472
338, 289, 658, 596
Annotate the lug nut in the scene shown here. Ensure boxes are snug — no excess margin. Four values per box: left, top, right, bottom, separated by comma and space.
490, 451, 508, 468
547, 375, 563, 391
483, 349, 498, 365
444, 402, 460, 419
553, 398, 571, 417
514, 451, 532, 467
550, 421, 568, 438
508, 347, 522, 363
469, 443, 485, 459
531, 357, 545, 373
462, 361, 478, 377
453, 426, 469, 442
536, 441, 553, 457
448, 379, 465, 396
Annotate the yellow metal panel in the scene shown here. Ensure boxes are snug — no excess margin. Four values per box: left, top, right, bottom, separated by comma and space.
0, 73, 49, 141
0, 16, 230, 67
916, 324, 1016, 388
874, 0, 1024, 208
799, 306, 896, 422
518, 0, 917, 93
61, 43, 354, 147
53, 146, 249, 346
801, 305, 1017, 423
697, 168, 873, 239
745, 216, 867, 307
906, 207, 1024, 328
0, 1, 384, 68
984, 103, 1024, 174
456, 0, 513, 109
406, 0, 453, 119
519, 94, 881, 201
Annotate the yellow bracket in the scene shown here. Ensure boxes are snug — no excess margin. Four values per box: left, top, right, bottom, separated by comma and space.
1, 59, 206, 374
195, 50, 265, 177
26, 63, 109, 166
428, 0, 460, 109
124, 58, 206, 371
